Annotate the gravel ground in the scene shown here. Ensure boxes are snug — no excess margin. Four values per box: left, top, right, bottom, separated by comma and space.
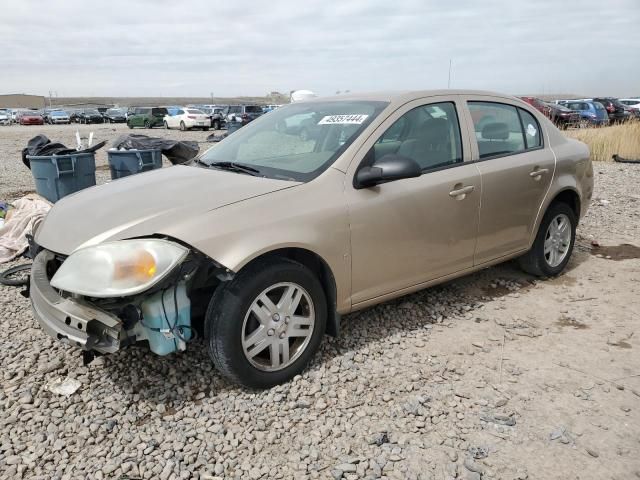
1, 125, 639, 479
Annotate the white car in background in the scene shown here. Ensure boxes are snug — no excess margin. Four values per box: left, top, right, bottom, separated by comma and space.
163, 108, 211, 131
0, 109, 10, 125
619, 98, 640, 110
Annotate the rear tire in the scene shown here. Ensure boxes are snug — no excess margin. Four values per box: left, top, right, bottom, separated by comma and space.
127, 121, 133, 129
206, 258, 327, 389
518, 202, 576, 277
144, 120, 151, 129
164, 121, 169, 129
180, 121, 186, 131
213, 120, 220, 130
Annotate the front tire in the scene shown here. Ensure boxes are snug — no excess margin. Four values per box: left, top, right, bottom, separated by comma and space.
518, 202, 576, 277
180, 121, 186, 131
206, 258, 327, 389
164, 121, 169, 129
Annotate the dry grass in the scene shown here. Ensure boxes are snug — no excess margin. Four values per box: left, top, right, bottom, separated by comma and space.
564, 120, 640, 162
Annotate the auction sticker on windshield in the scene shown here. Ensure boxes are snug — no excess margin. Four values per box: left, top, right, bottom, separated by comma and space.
318, 114, 369, 125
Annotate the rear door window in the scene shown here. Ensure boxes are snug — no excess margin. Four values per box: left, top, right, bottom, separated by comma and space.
468, 102, 525, 158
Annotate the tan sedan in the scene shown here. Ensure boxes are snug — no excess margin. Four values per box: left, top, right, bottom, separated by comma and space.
31, 90, 593, 387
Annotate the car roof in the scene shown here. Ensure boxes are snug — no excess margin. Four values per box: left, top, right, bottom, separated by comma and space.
303, 89, 523, 106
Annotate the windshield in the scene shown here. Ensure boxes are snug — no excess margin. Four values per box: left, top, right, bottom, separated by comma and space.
245, 105, 263, 113
52, 111, 68, 116
85, 109, 100, 115
107, 109, 124, 115
199, 100, 388, 182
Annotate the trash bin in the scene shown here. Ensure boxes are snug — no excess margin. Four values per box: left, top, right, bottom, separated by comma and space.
28, 153, 97, 203
107, 149, 162, 180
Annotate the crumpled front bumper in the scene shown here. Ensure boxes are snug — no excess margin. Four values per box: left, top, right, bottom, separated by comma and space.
30, 250, 123, 353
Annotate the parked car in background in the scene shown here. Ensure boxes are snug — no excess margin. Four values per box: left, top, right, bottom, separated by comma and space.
518, 97, 551, 116
19, 111, 44, 125
30, 90, 593, 388
196, 107, 226, 130
618, 99, 640, 119
543, 102, 580, 129
73, 109, 105, 124
45, 110, 71, 124
0, 109, 10, 125
618, 98, 640, 110
163, 108, 211, 131
103, 108, 127, 123
591, 97, 631, 123
127, 107, 168, 128
557, 100, 608, 127
223, 105, 264, 125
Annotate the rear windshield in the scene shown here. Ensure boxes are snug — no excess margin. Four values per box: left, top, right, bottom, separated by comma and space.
107, 109, 124, 114
593, 102, 605, 110
187, 109, 204, 114
152, 108, 168, 115
85, 109, 100, 114
245, 105, 263, 113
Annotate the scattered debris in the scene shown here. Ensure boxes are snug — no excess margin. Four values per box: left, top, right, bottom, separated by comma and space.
47, 377, 81, 396
480, 412, 516, 426
468, 446, 489, 460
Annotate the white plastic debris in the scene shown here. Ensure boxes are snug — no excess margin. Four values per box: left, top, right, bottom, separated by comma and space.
47, 377, 81, 396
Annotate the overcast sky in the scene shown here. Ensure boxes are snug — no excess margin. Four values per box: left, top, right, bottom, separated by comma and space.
1, 0, 639, 98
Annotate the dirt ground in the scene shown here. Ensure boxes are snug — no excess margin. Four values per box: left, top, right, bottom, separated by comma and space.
0, 124, 639, 479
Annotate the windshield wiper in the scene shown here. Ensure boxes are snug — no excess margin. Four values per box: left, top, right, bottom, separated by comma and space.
207, 161, 262, 176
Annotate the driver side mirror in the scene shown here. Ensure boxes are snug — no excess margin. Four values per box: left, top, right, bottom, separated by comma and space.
354, 154, 422, 189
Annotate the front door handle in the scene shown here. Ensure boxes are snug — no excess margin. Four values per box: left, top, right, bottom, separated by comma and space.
529, 168, 549, 179
449, 185, 475, 199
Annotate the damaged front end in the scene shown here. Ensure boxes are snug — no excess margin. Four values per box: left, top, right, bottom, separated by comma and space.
30, 241, 230, 360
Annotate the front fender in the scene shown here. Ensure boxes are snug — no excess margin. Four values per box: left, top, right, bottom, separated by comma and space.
161, 169, 353, 313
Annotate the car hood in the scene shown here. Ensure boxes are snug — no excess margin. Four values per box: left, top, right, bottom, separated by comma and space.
36, 164, 300, 255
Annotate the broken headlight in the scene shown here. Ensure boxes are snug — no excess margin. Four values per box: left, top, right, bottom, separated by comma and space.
50, 239, 188, 298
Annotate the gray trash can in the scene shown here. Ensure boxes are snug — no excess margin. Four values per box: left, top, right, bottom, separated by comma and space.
107, 149, 162, 180
28, 153, 96, 203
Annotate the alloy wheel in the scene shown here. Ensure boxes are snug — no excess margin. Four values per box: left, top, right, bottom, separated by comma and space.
241, 282, 315, 372
544, 213, 572, 267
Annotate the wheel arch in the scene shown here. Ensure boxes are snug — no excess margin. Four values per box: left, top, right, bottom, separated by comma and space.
238, 247, 341, 337
530, 186, 581, 249
550, 188, 581, 219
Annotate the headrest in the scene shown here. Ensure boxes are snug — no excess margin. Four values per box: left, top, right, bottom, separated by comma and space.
420, 118, 449, 142
481, 122, 509, 140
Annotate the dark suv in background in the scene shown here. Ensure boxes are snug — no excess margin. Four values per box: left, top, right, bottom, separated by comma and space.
103, 108, 127, 123
73, 109, 105, 124
224, 105, 264, 125
126, 107, 168, 128
591, 97, 631, 124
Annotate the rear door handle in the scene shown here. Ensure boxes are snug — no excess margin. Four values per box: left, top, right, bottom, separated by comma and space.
449, 185, 475, 198
529, 168, 549, 178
